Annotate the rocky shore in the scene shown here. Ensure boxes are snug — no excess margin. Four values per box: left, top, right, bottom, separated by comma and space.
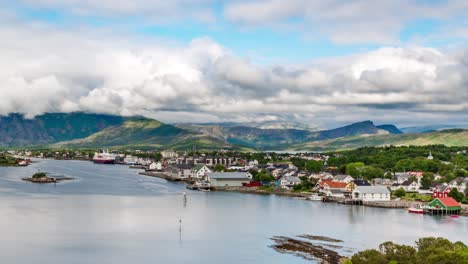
22, 177, 74, 183
22, 172, 74, 184
270, 234, 347, 263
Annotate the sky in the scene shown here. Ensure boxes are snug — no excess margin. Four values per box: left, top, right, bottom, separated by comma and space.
0, 0, 467, 128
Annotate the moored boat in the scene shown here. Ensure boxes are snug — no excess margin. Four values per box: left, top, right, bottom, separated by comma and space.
306, 193, 323, 201
408, 203, 424, 214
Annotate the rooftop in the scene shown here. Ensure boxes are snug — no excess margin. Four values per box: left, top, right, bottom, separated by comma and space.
208, 172, 250, 180
354, 186, 390, 194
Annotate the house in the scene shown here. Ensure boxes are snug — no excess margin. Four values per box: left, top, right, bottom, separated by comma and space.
277, 176, 302, 189
317, 180, 347, 194
449, 177, 467, 194
148, 162, 162, 171
432, 184, 452, 198
206, 172, 251, 188
399, 180, 420, 192
352, 186, 391, 201
372, 178, 392, 186
393, 173, 410, 184
161, 150, 178, 158
326, 189, 345, 198
166, 164, 194, 179
427, 197, 461, 214
345, 179, 371, 192
332, 174, 354, 183
310, 172, 334, 181
192, 165, 212, 178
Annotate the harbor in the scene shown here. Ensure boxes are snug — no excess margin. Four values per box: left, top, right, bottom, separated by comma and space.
0, 159, 467, 264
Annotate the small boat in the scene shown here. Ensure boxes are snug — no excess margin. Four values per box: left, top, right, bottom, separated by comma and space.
306, 194, 323, 201
408, 203, 424, 214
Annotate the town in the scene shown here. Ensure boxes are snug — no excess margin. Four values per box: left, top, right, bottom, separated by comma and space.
4, 145, 467, 215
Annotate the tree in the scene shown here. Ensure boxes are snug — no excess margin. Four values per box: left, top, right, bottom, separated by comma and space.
394, 188, 406, 198
254, 171, 274, 182
360, 166, 384, 180
213, 164, 225, 172
305, 160, 323, 173
384, 171, 393, 179
421, 172, 435, 189
350, 249, 387, 264
448, 188, 464, 202
32, 172, 47, 179
349, 237, 468, 264
346, 162, 365, 177
465, 183, 468, 196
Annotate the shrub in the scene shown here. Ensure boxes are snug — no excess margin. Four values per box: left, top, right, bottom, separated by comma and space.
394, 188, 406, 198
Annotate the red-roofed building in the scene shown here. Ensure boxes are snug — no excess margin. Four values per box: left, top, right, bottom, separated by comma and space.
315, 180, 348, 197
316, 180, 347, 191
428, 197, 461, 212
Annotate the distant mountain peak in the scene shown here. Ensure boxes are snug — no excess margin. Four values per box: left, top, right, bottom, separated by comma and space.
376, 124, 403, 134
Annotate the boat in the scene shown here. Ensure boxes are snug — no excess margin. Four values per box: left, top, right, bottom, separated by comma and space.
306, 193, 323, 201
92, 150, 116, 164
408, 203, 424, 214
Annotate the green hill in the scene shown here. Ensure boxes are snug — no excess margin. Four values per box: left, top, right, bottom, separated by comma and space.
52, 118, 234, 150
291, 129, 468, 151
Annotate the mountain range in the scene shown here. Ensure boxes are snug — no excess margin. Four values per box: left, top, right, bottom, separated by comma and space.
0, 112, 466, 151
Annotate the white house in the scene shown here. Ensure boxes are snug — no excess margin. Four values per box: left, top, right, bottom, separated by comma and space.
123, 155, 139, 165
332, 174, 354, 183
193, 165, 212, 178
166, 164, 194, 179
400, 180, 420, 192
352, 186, 391, 201
148, 161, 162, 171
278, 176, 302, 189
449, 177, 467, 194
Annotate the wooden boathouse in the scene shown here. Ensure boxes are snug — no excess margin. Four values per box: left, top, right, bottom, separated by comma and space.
425, 197, 461, 215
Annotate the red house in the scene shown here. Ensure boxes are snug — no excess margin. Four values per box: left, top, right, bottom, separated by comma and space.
432, 185, 451, 198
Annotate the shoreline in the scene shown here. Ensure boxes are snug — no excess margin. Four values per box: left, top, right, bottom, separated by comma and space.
138, 171, 468, 217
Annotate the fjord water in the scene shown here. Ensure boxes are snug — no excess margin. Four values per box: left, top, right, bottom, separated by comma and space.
0, 160, 466, 264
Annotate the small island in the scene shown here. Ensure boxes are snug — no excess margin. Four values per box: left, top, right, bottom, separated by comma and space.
22, 172, 74, 183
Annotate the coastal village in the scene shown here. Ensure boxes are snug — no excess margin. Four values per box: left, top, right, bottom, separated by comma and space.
4, 146, 467, 216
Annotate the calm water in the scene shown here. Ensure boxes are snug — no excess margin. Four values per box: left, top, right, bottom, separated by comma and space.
0, 160, 467, 264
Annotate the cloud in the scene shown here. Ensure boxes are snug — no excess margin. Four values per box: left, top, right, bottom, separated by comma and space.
224, 0, 468, 44
0, 19, 467, 127
17, 0, 217, 23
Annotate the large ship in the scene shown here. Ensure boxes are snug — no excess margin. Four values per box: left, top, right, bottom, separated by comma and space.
92, 150, 116, 164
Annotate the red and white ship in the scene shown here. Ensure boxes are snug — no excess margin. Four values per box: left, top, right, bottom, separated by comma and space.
92, 150, 116, 164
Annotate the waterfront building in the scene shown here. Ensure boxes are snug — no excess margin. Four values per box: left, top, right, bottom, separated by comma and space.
205, 172, 251, 188
148, 162, 162, 171
192, 165, 212, 178
166, 164, 194, 179
352, 186, 391, 201
427, 197, 461, 215
277, 175, 302, 189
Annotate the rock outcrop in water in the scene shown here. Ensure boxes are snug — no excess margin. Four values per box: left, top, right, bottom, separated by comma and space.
271, 235, 346, 264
